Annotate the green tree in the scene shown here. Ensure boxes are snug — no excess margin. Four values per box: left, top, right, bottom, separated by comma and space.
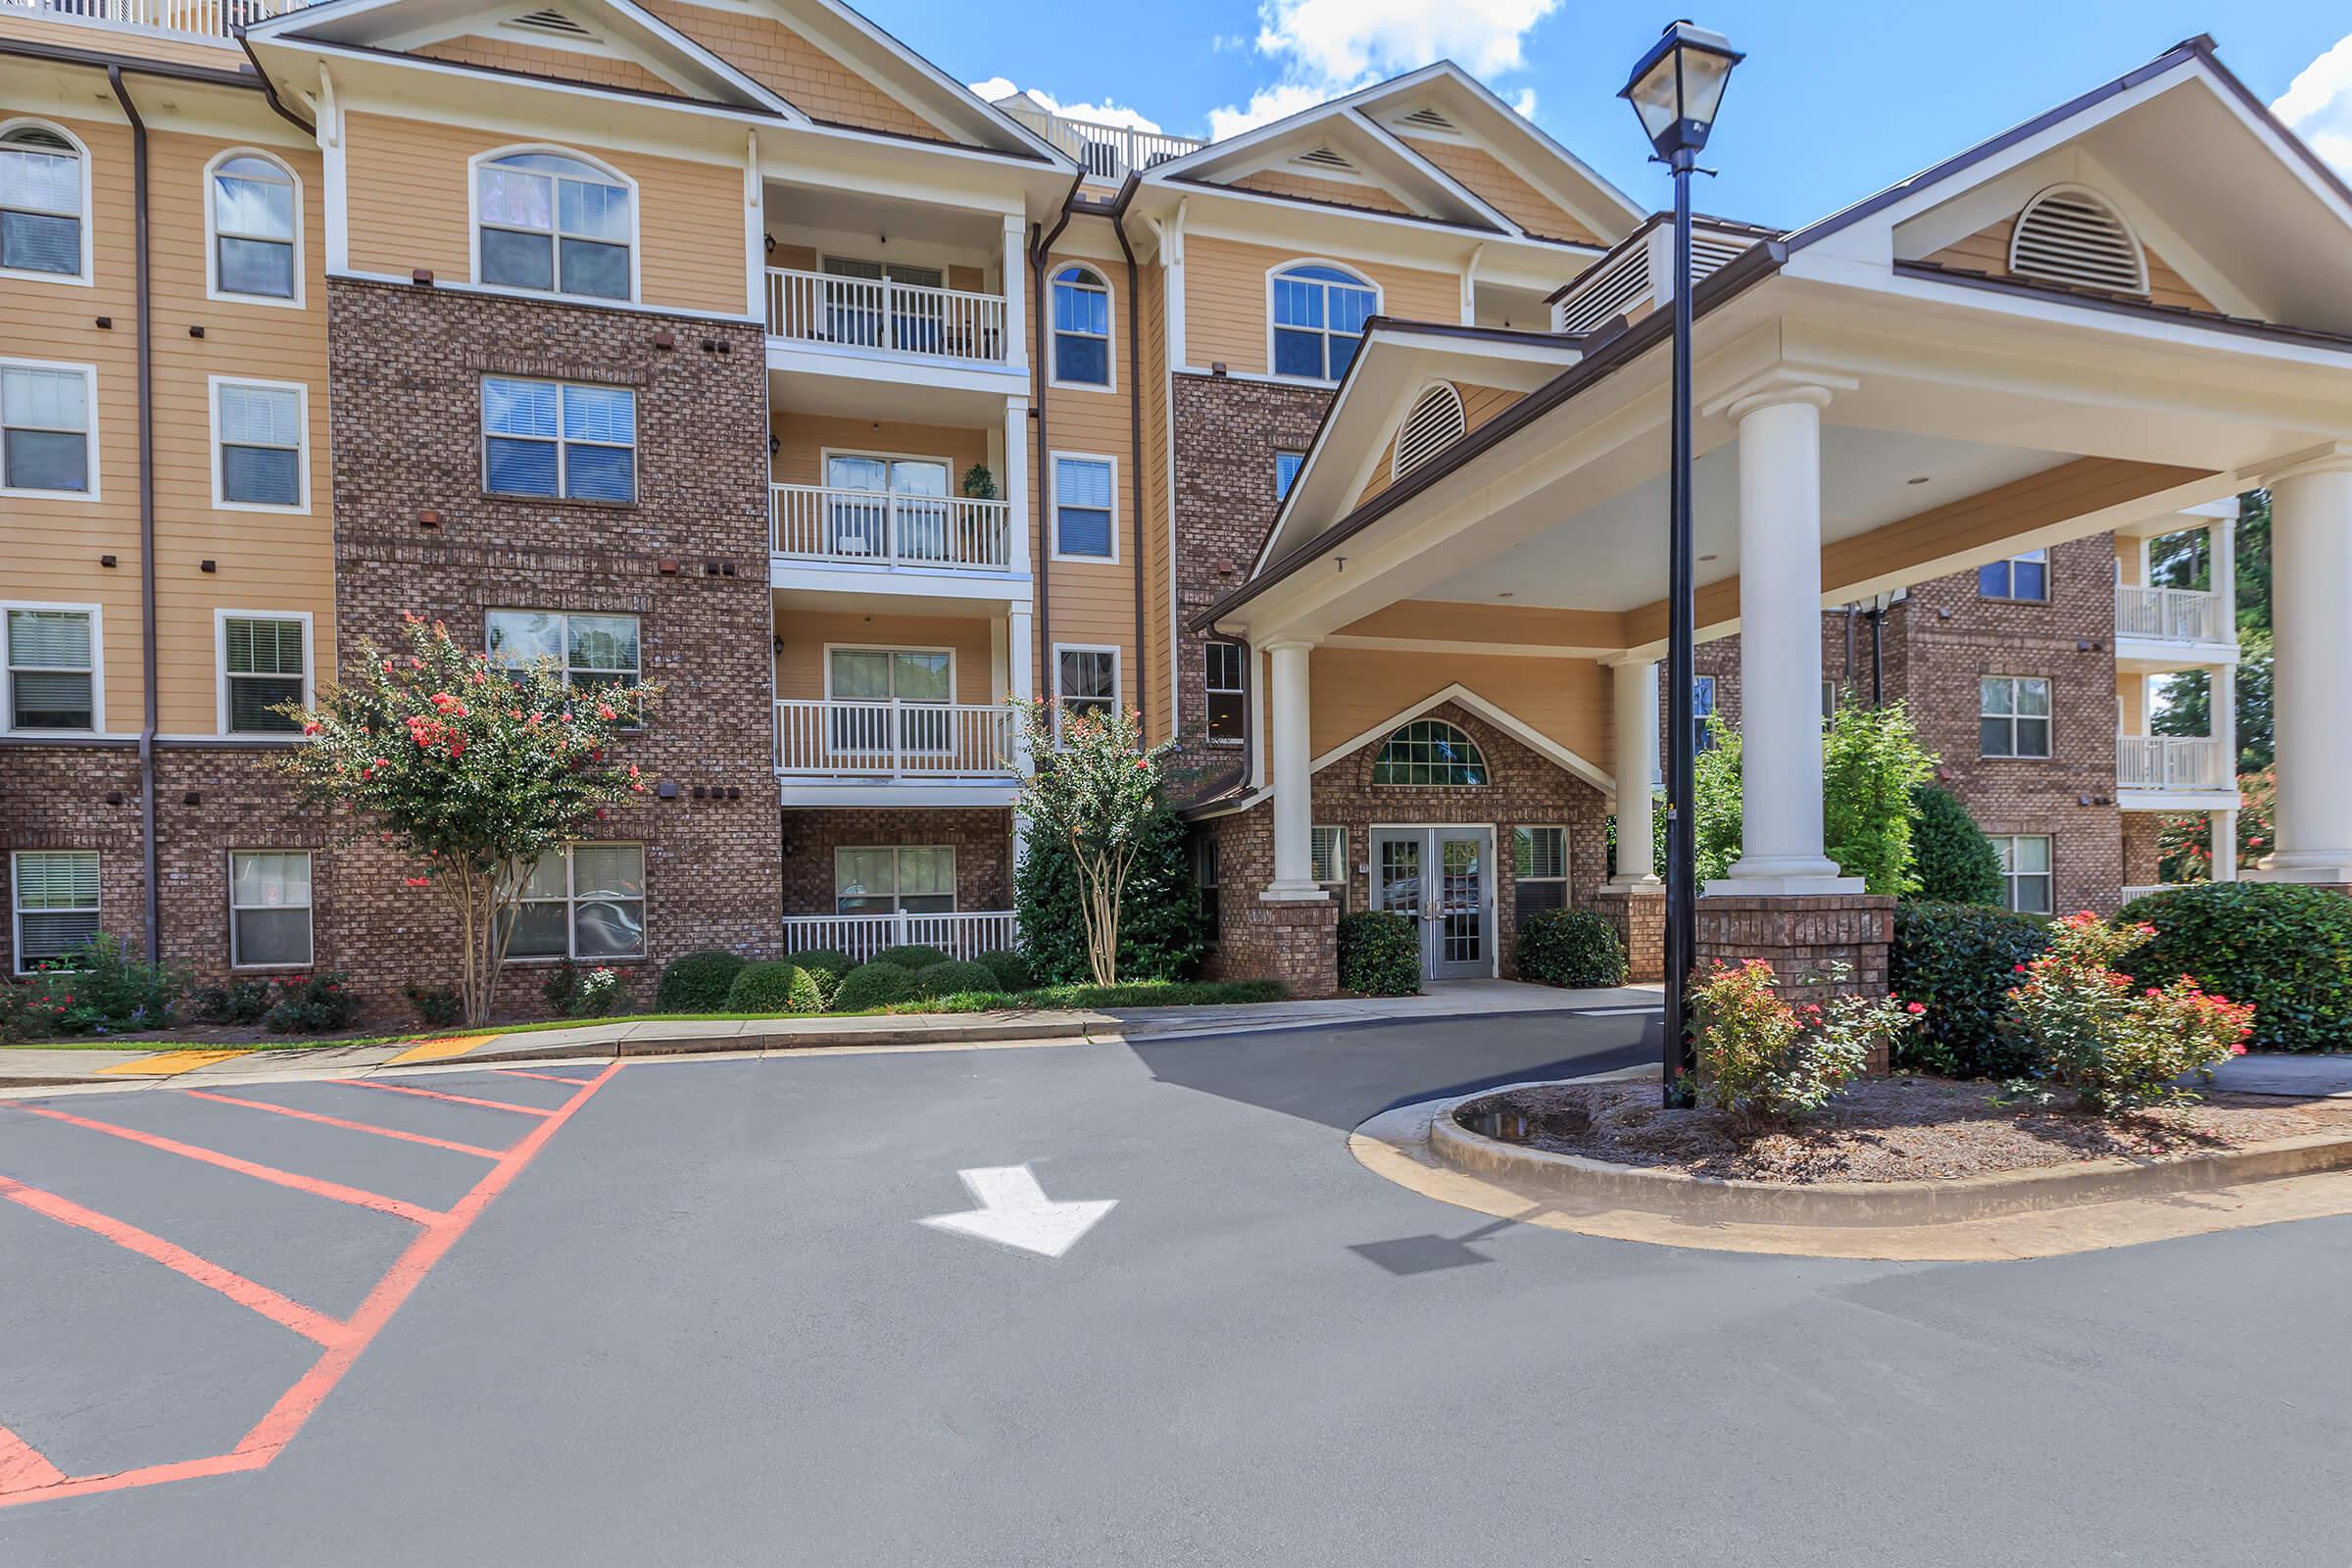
1015, 797, 1202, 985
280, 613, 659, 1025
1908, 784, 2004, 904
1685, 703, 1937, 896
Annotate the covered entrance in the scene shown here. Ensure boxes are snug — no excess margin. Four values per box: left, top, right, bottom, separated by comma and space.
1370, 827, 1494, 980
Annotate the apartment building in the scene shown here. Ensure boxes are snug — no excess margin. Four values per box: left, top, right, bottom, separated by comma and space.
3, 7, 2338, 1004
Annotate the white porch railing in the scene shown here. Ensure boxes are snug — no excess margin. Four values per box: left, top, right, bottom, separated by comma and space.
2117, 734, 2230, 791
773, 700, 1015, 778
2122, 882, 2205, 904
994, 103, 1204, 181
2115, 584, 2228, 643
763, 269, 1009, 366
13, 0, 312, 35
783, 911, 1017, 964
770, 484, 1012, 571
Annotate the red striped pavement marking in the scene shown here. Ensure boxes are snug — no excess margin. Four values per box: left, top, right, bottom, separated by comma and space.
334, 1079, 555, 1116
0, 1061, 622, 1510
492, 1069, 600, 1086
7, 1104, 444, 1227
0, 1175, 345, 1348
181, 1092, 505, 1159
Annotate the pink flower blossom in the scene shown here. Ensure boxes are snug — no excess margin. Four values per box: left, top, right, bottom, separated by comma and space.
595, 702, 616, 721
1905, 1002, 1926, 1015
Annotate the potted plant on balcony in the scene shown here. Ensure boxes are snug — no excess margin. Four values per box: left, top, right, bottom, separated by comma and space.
960, 464, 997, 501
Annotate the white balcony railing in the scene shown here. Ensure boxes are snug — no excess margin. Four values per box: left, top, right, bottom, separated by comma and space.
770, 484, 1012, 571
782, 910, 1017, 965
2115, 584, 2228, 643
993, 103, 1205, 181
774, 700, 1015, 779
764, 269, 1009, 366
2117, 734, 2231, 791
15, 0, 313, 36
2122, 883, 2206, 904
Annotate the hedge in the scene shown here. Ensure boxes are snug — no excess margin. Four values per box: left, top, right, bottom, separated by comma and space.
722, 960, 821, 1014
834, 961, 916, 1011
1908, 784, 2005, 906
975, 948, 1035, 993
656, 950, 747, 1011
871, 944, 950, 971
1338, 910, 1420, 997
1515, 908, 1628, 988
2120, 881, 2352, 1052
1889, 901, 2052, 1078
790, 949, 855, 1007
913, 959, 998, 999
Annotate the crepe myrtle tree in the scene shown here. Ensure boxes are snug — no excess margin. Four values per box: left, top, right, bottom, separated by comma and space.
1007, 696, 1180, 987
277, 612, 662, 1027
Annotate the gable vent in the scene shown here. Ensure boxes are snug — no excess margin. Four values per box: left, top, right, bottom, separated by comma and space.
2007, 184, 2146, 296
1393, 383, 1468, 480
1397, 106, 1456, 133
509, 9, 595, 37
1554, 246, 1651, 335
1295, 146, 1354, 172
1690, 233, 1749, 281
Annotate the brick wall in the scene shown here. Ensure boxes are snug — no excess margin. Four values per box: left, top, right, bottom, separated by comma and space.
2122, 811, 2168, 890
780, 808, 1015, 914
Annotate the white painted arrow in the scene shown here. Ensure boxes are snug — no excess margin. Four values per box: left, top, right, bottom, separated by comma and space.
918, 1164, 1116, 1258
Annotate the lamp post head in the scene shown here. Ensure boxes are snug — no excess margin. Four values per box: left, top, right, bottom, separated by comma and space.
1621, 20, 1743, 160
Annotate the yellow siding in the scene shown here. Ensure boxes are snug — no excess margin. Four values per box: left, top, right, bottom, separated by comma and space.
413, 34, 682, 96
639, 0, 948, 143
1922, 213, 2220, 314
775, 612, 998, 706
1138, 261, 1173, 743
1183, 235, 1458, 375
2117, 672, 2144, 734
1398, 136, 1600, 245
2115, 536, 2143, 585
1225, 171, 1412, 217
768, 415, 988, 487
1306, 648, 1613, 769
342, 112, 747, 317
1038, 244, 1139, 712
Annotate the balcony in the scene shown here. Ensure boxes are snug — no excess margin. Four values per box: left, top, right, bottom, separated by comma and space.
771, 485, 1014, 574
2115, 585, 2229, 645
992, 102, 1204, 182
764, 269, 1010, 368
773, 700, 1016, 780
2117, 734, 2231, 793
15, 0, 309, 37
782, 910, 1016, 963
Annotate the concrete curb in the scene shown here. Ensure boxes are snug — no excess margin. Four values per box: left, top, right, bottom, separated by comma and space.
1426, 1087, 2352, 1227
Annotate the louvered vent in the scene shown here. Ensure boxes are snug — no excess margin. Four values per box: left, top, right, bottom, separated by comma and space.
511, 9, 594, 37
1689, 233, 1748, 281
1296, 146, 1353, 172
2007, 185, 2146, 295
1397, 106, 1455, 132
1393, 383, 1467, 479
1554, 247, 1651, 334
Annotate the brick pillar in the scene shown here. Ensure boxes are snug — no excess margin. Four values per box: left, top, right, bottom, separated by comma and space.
1695, 892, 1897, 1070
1592, 887, 1665, 983
1235, 899, 1340, 998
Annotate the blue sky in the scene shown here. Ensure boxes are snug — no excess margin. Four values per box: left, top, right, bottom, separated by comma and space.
866, 0, 2352, 229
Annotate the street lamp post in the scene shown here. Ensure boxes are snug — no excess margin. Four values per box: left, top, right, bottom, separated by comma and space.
1620, 21, 1742, 1104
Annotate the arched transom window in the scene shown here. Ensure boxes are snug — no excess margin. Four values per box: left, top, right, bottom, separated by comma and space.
476, 151, 632, 301
211, 153, 297, 300
1372, 718, 1487, 787
1271, 263, 1376, 382
2007, 184, 2146, 296
1393, 382, 1466, 479
0, 123, 83, 278
1051, 264, 1111, 386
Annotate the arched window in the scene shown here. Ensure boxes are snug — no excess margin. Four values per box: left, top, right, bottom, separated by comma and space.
0, 122, 85, 280
1392, 382, 1466, 479
1372, 718, 1487, 787
2008, 184, 2146, 296
1270, 262, 1377, 382
475, 150, 633, 301
209, 152, 298, 301
1051, 264, 1111, 386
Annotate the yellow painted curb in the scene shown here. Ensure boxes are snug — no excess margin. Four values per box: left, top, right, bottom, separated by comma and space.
92, 1050, 247, 1078
384, 1034, 498, 1066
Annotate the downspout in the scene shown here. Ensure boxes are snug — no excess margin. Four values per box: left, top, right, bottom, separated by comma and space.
1027, 175, 1083, 697
1870, 596, 1886, 708
109, 66, 160, 963
1112, 207, 1146, 734
1843, 604, 1857, 696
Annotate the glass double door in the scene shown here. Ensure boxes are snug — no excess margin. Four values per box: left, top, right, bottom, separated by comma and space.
823, 454, 951, 562
1370, 827, 1491, 981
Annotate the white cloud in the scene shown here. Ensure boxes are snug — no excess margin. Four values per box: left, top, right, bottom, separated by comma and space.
965, 77, 1162, 133
1510, 86, 1538, 120
1206, 81, 1341, 140
2273, 33, 2352, 172
1206, 0, 1557, 141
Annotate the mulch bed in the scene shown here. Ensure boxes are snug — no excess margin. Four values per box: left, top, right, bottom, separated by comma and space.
1457, 1077, 2352, 1185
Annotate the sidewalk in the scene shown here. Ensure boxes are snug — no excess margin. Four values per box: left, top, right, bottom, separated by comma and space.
0, 981, 1665, 1094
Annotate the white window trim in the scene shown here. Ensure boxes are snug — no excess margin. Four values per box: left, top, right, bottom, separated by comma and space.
505, 841, 648, 963
226, 848, 314, 971
1310, 823, 1347, 888
1263, 258, 1381, 387
12, 849, 100, 976
1047, 262, 1116, 393
1048, 450, 1119, 564
213, 609, 316, 737
0, 118, 93, 288
1203, 639, 1245, 748
202, 146, 305, 310
1274, 449, 1304, 499
1051, 642, 1122, 740
208, 374, 312, 514
1981, 674, 2054, 760
2, 599, 104, 736
479, 374, 637, 504
1993, 834, 2055, 915
815, 446, 957, 485
1, 357, 100, 502
466, 143, 642, 307
1514, 823, 1570, 892
833, 845, 957, 915
818, 642, 958, 704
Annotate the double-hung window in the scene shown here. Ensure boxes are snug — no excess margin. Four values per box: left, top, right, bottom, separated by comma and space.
834, 847, 954, 916
1311, 824, 1348, 910
476, 151, 631, 300
482, 377, 636, 503
1270, 264, 1376, 382
220, 613, 308, 734
1194, 835, 1221, 938
2, 363, 92, 494
505, 844, 645, 959
1981, 676, 2052, 759
13, 851, 99, 973
215, 380, 304, 509
1514, 826, 1569, 915
1993, 835, 2053, 914
488, 611, 642, 698
1979, 548, 2049, 602
6, 607, 95, 732
1274, 450, 1304, 499
0, 123, 82, 279
1204, 641, 1244, 743
1051, 265, 1110, 386
1692, 674, 1718, 753
1054, 646, 1118, 731
210, 153, 296, 300
228, 850, 312, 968
1053, 455, 1114, 560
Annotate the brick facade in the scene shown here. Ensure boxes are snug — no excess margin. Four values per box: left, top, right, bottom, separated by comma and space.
1695, 894, 1898, 1069
2121, 810, 2169, 890
780, 808, 1016, 915
1592, 886, 1665, 983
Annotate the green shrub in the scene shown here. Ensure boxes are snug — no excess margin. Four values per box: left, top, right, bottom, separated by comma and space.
1690, 959, 1919, 1126
723, 960, 823, 1014
401, 982, 465, 1027
656, 950, 747, 1011
913, 959, 998, 999
1338, 910, 1420, 997
192, 978, 274, 1026
2006, 911, 2253, 1112
1908, 784, 2004, 905
975, 948, 1034, 993
872, 944, 951, 971
2120, 881, 2352, 1052
789, 949, 854, 1007
1690, 704, 1936, 895
1890, 902, 2051, 1077
895, 978, 1288, 1012
262, 972, 362, 1035
25, 934, 183, 1036
1016, 796, 1202, 984
834, 961, 915, 1011
1515, 908, 1628, 988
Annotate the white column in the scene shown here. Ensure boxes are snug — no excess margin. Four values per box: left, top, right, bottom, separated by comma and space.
1006, 606, 1035, 775
1003, 396, 1032, 579
1610, 658, 1659, 885
2213, 808, 2239, 882
2211, 507, 2237, 636
1001, 214, 1027, 372
2251, 452, 2352, 883
1263, 640, 1325, 901
1710, 378, 1861, 895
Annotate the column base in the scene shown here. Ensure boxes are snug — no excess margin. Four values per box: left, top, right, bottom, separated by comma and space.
2244, 858, 2352, 886
1592, 885, 1665, 984
1702, 873, 1866, 897
1694, 892, 1897, 1071
1232, 896, 1339, 998
1259, 883, 1332, 904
